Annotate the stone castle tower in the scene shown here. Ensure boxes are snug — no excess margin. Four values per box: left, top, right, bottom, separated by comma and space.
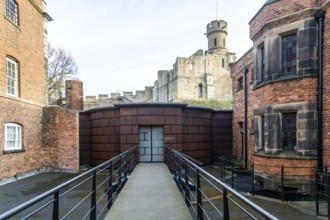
153, 20, 236, 103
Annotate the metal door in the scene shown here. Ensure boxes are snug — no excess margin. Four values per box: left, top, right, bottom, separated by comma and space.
139, 127, 164, 162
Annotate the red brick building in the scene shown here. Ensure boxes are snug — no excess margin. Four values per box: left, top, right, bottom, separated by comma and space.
0, 0, 79, 182
231, 0, 330, 187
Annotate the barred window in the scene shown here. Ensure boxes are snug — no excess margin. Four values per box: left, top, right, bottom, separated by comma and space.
282, 34, 297, 74
5, 0, 19, 25
4, 123, 22, 151
6, 57, 18, 96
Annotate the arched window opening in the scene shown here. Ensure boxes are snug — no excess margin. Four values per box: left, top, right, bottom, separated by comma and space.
198, 84, 203, 98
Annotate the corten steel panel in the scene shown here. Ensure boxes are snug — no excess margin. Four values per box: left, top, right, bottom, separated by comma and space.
164, 107, 182, 116
120, 107, 138, 116
138, 107, 165, 115
79, 105, 233, 166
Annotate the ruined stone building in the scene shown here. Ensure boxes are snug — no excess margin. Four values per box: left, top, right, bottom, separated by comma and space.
231, 0, 330, 190
153, 20, 236, 102
0, 0, 80, 182
84, 87, 153, 110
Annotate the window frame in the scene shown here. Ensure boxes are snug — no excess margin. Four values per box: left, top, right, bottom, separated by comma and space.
281, 33, 297, 75
5, 0, 19, 26
237, 77, 243, 91
6, 57, 19, 97
4, 123, 23, 152
280, 112, 297, 151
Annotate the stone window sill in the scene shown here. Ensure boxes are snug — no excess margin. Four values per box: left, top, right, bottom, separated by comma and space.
4, 16, 20, 30
254, 150, 316, 160
253, 74, 317, 91
3, 149, 25, 154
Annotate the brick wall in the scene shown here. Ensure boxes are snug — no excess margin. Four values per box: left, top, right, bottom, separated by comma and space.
65, 80, 84, 111
0, 0, 47, 104
41, 106, 79, 171
79, 103, 233, 166
0, 99, 44, 180
250, 0, 320, 41
254, 156, 317, 178
323, 4, 330, 165
0, 0, 49, 181
230, 0, 325, 182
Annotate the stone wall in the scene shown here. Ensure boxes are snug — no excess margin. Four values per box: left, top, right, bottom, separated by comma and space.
79, 103, 233, 166
84, 87, 153, 110
153, 20, 236, 103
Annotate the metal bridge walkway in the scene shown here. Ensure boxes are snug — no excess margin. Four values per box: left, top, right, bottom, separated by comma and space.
104, 163, 191, 220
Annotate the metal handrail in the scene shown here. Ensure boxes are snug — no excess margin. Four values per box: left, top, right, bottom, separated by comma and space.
0, 147, 137, 220
167, 147, 279, 220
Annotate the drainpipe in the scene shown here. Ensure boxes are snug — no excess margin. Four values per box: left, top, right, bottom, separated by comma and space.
315, 10, 325, 170
244, 67, 249, 170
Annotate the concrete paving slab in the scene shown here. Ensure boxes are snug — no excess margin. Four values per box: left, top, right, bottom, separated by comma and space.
104, 163, 192, 220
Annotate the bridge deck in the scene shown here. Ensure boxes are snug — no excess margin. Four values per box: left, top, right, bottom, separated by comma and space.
104, 163, 191, 220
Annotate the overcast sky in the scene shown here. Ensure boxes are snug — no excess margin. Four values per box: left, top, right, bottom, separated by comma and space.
46, 0, 265, 96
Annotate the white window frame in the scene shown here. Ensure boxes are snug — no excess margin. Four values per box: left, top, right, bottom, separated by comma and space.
4, 123, 22, 151
6, 57, 18, 96
5, 0, 19, 25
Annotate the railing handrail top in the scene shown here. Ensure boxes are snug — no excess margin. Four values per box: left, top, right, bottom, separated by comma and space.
173, 149, 203, 166
0, 147, 136, 220
169, 147, 279, 220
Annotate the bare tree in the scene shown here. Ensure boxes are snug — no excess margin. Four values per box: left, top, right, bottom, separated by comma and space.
47, 45, 79, 104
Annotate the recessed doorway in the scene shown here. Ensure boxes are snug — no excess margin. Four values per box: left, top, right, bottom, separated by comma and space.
139, 127, 164, 162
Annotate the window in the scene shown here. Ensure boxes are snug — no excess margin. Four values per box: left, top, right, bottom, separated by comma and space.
282, 34, 297, 74
222, 59, 225, 68
261, 115, 265, 150
4, 123, 22, 151
281, 113, 297, 151
198, 84, 202, 98
189, 61, 193, 70
237, 77, 243, 91
214, 38, 217, 47
261, 46, 265, 81
6, 57, 18, 96
223, 38, 226, 47
5, 0, 19, 25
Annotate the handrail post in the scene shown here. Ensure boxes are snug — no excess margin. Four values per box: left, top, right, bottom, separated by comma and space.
327, 172, 330, 218
281, 165, 284, 202
52, 191, 59, 220
90, 170, 97, 220
316, 170, 319, 215
252, 162, 255, 196
197, 171, 204, 220
119, 156, 122, 189
125, 152, 128, 180
231, 161, 234, 188
220, 157, 223, 181
107, 161, 113, 209
223, 188, 230, 220
184, 161, 190, 207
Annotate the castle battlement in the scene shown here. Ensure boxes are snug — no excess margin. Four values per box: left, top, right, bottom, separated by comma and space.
84, 87, 153, 110
206, 20, 227, 36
